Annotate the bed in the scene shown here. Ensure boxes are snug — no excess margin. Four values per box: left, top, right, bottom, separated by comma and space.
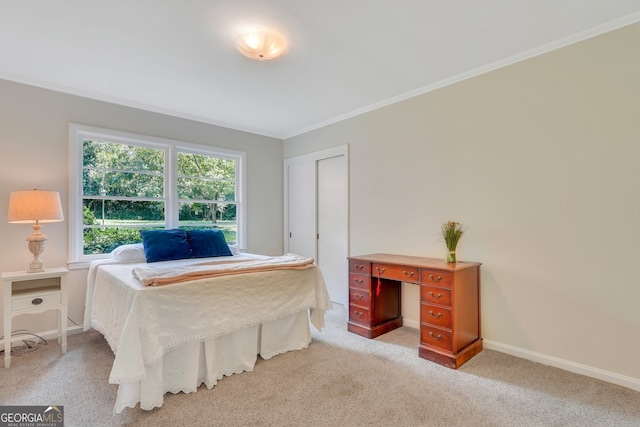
83, 248, 332, 414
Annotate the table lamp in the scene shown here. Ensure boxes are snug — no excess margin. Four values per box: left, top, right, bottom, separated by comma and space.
8, 189, 64, 273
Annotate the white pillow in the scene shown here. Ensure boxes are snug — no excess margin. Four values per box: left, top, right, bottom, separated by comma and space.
111, 243, 146, 262
229, 245, 246, 255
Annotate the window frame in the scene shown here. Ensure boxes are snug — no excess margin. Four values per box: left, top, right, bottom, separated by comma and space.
68, 123, 246, 268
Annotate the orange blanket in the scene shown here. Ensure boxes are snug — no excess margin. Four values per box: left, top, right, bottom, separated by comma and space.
132, 253, 315, 286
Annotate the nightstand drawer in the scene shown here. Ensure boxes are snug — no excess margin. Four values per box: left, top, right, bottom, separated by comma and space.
12, 292, 61, 311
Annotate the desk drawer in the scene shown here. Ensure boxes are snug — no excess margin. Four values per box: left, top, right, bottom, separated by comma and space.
12, 292, 61, 311
421, 303, 452, 328
349, 260, 371, 274
421, 324, 452, 351
349, 287, 370, 307
349, 274, 371, 291
421, 286, 452, 306
349, 305, 371, 325
372, 263, 419, 283
421, 269, 453, 288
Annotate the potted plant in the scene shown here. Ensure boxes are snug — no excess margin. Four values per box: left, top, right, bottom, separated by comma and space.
441, 221, 464, 263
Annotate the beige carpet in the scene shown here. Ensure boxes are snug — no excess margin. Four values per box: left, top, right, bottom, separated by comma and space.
1, 305, 639, 427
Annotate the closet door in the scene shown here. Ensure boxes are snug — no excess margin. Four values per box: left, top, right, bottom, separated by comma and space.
317, 155, 348, 306
287, 162, 316, 259
285, 146, 349, 306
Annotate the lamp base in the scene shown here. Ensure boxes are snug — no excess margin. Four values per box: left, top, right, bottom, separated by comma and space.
28, 261, 45, 273
26, 225, 47, 273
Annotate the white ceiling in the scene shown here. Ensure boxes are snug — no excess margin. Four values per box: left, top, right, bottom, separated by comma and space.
2, 1, 640, 139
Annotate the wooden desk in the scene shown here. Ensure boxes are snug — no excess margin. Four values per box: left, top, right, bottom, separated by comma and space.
347, 253, 482, 369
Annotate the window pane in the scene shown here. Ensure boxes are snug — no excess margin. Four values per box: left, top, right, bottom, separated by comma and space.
177, 153, 235, 179
83, 227, 142, 255
177, 152, 236, 202
177, 177, 235, 200
83, 169, 164, 198
178, 202, 237, 245
83, 199, 165, 224
83, 140, 164, 172
82, 198, 165, 255
82, 139, 164, 198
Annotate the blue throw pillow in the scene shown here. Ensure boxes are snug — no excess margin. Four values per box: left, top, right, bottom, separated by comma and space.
140, 229, 192, 263
187, 229, 233, 258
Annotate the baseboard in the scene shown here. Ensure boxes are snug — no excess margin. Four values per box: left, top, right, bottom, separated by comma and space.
483, 339, 640, 393
0, 325, 84, 347
402, 318, 420, 329
398, 320, 640, 392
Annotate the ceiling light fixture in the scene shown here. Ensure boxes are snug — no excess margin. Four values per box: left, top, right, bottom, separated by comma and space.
235, 31, 287, 61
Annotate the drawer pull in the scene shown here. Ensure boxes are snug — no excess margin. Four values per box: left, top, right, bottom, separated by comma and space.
375, 267, 386, 274
429, 331, 442, 341
354, 263, 365, 271
31, 298, 44, 305
429, 274, 443, 282
353, 310, 364, 318
428, 291, 443, 300
403, 270, 415, 277
354, 278, 363, 285
428, 310, 442, 319
354, 293, 364, 300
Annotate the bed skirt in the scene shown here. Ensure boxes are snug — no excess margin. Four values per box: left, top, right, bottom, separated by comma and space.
114, 310, 311, 413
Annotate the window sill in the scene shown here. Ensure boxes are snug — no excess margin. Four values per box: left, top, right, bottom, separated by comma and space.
67, 260, 93, 271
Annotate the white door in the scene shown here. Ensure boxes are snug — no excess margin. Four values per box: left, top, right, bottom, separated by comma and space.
317, 155, 348, 305
285, 146, 349, 306
287, 162, 316, 259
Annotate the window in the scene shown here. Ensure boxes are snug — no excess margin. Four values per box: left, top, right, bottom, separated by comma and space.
69, 124, 246, 267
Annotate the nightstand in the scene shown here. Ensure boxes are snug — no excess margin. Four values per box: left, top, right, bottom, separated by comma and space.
2, 267, 69, 368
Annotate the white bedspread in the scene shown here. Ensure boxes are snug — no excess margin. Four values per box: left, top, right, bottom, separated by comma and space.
84, 253, 332, 386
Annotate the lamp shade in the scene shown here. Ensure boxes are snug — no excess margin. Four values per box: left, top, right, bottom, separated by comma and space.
235, 31, 287, 61
8, 190, 64, 223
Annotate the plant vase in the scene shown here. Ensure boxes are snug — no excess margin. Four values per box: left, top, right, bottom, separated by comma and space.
446, 250, 456, 263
